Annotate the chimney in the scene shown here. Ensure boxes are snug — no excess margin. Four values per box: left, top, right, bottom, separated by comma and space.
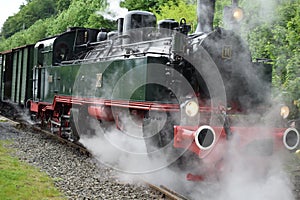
232, 0, 238, 6
195, 0, 216, 33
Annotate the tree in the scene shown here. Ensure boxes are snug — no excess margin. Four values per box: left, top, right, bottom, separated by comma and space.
154, 0, 196, 31
56, 0, 72, 12
46, 0, 114, 36
1, 0, 58, 38
244, 0, 300, 112
0, 0, 114, 51
120, 0, 171, 13
154, 0, 231, 32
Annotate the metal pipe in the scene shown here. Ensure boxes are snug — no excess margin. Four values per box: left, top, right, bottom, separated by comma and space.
195, 0, 216, 33
232, 0, 238, 6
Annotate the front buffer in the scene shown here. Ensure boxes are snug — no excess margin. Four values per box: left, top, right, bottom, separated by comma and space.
174, 125, 300, 181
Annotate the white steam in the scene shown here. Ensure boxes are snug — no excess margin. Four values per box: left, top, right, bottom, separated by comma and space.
79, 114, 173, 173
206, 134, 294, 200
97, 0, 128, 21
241, 0, 280, 26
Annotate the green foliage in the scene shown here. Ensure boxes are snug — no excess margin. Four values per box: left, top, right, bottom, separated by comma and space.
153, 0, 231, 32
1, 0, 58, 38
56, 0, 72, 12
0, 0, 115, 51
153, 0, 197, 31
214, 0, 231, 27
244, 0, 300, 109
46, 0, 114, 36
0, 18, 53, 50
120, 0, 170, 13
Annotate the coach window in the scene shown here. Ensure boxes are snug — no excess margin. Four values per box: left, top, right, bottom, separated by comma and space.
76, 30, 88, 45
54, 42, 69, 63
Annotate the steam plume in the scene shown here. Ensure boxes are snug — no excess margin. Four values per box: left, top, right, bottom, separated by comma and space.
97, 0, 128, 21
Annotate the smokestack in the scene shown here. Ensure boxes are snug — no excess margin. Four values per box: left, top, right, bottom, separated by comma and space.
195, 0, 216, 33
232, 0, 238, 6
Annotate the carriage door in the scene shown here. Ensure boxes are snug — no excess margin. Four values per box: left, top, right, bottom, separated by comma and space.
3, 53, 13, 100
33, 44, 44, 101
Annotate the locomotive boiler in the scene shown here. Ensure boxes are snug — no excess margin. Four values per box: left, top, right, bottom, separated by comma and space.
0, 0, 299, 180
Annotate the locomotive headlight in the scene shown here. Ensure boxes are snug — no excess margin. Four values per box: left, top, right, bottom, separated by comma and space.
185, 100, 199, 117
280, 105, 290, 119
224, 6, 244, 24
232, 7, 244, 22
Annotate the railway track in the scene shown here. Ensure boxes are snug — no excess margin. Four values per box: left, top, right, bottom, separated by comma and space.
146, 182, 189, 200
11, 119, 91, 156
1, 114, 191, 200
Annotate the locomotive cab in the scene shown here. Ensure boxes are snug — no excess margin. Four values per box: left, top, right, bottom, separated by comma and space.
34, 27, 100, 68
32, 28, 101, 102
53, 27, 100, 64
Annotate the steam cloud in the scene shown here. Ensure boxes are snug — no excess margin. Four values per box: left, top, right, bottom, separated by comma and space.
197, 135, 295, 200
97, 0, 128, 21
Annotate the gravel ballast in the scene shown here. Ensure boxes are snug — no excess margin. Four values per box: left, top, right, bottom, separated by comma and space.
0, 121, 165, 200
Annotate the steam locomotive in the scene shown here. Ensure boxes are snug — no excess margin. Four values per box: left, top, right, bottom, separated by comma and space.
0, 0, 299, 180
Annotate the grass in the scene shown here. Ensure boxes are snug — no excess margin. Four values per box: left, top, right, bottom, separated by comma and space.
0, 140, 66, 200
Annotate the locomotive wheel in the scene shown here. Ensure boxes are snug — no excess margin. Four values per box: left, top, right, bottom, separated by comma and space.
41, 112, 52, 130
143, 111, 167, 151
70, 107, 103, 139
69, 110, 80, 142
143, 111, 181, 158
70, 108, 92, 137
143, 111, 199, 169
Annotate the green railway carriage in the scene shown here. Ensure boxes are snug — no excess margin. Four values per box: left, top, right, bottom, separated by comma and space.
0, 53, 3, 100
0, 45, 34, 105
0, 50, 12, 101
